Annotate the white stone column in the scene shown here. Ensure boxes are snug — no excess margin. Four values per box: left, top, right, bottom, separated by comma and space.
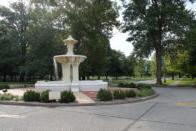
53, 58, 59, 80
72, 63, 79, 82
61, 63, 71, 83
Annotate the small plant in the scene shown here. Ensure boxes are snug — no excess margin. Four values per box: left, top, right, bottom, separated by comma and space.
137, 84, 152, 90
2, 88, 8, 93
60, 90, 75, 103
125, 90, 136, 98
128, 83, 136, 88
118, 83, 127, 87
0, 84, 10, 90
137, 88, 155, 97
40, 90, 49, 103
113, 90, 126, 99
23, 90, 40, 102
97, 89, 113, 101
0, 93, 21, 101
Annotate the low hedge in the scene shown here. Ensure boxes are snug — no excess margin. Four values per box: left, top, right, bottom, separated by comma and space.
137, 88, 155, 97
118, 82, 136, 88
137, 84, 152, 90
113, 90, 126, 99
40, 90, 49, 103
125, 90, 136, 98
60, 91, 75, 103
0, 84, 10, 90
23, 90, 40, 102
0, 93, 20, 101
97, 89, 113, 101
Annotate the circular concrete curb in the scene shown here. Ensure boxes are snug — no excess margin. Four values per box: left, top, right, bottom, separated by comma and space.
0, 93, 158, 107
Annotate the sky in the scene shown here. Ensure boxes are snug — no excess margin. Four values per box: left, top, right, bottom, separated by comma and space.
1, 0, 196, 56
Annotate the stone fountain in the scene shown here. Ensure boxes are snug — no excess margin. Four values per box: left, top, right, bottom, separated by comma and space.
35, 35, 108, 92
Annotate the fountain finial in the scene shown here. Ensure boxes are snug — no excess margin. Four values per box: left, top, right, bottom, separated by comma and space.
63, 35, 78, 45
63, 35, 78, 55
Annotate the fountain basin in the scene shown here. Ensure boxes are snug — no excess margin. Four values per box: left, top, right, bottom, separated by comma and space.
54, 55, 87, 64
35, 80, 108, 92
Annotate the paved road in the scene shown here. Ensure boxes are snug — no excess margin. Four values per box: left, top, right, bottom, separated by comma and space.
1, 87, 196, 131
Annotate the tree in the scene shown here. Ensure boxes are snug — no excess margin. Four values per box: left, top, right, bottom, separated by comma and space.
107, 50, 125, 79
0, 2, 30, 81
0, 21, 19, 81
50, 0, 119, 79
122, 0, 194, 85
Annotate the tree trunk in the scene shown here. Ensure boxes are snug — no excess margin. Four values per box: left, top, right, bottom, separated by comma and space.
98, 76, 100, 80
3, 74, 6, 82
87, 76, 90, 80
155, 47, 162, 85
81, 76, 86, 80
178, 73, 181, 78
19, 72, 25, 82
115, 75, 118, 80
172, 72, 175, 80
105, 75, 108, 80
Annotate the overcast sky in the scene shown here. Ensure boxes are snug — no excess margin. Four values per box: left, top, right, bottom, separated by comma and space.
1, 0, 196, 56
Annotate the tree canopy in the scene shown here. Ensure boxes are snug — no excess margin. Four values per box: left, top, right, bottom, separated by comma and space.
122, 0, 195, 84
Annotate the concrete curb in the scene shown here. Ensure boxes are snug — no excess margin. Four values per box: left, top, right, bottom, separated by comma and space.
0, 93, 158, 107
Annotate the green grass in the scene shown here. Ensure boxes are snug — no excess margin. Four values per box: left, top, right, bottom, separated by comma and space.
163, 78, 196, 86
0, 82, 35, 89
178, 78, 196, 86
110, 77, 154, 85
0, 82, 35, 85
163, 79, 175, 86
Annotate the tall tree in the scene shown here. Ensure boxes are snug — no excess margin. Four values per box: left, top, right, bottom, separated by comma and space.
122, 0, 194, 85
0, 2, 30, 81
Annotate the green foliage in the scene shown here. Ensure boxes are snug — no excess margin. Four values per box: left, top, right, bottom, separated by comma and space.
0, 93, 20, 101
137, 84, 152, 90
113, 90, 126, 99
118, 82, 137, 88
118, 82, 129, 87
23, 90, 40, 102
128, 83, 136, 88
96, 89, 113, 101
0, 84, 10, 90
125, 90, 136, 98
40, 90, 49, 103
137, 88, 155, 97
0, 0, 120, 81
60, 91, 75, 103
122, 0, 195, 84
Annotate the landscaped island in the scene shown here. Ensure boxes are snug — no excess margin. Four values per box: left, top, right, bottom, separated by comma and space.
0, 83, 156, 106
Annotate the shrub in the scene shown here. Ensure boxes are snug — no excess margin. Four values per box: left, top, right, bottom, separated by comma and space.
125, 90, 136, 98
0, 84, 10, 90
23, 90, 40, 102
113, 90, 126, 99
97, 89, 113, 101
128, 83, 136, 88
0, 93, 15, 101
60, 91, 75, 103
137, 88, 155, 97
137, 84, 152, 90
0, 93, 20, 101
40, 90, 49, 103
118, 83, 127, 87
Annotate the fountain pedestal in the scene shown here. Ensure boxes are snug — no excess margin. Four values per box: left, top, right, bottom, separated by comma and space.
35, 36, 108, 92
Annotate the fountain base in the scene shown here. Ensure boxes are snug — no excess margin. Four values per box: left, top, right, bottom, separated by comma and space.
35, 80, 108, 92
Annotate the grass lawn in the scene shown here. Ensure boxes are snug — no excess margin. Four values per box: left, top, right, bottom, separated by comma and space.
0, 82, 35, 89
0, 82, 35, 85
110, 77, 154, 86
178, 78, 196, 86
163, 79, 175, 86
163, 78, 196, 86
